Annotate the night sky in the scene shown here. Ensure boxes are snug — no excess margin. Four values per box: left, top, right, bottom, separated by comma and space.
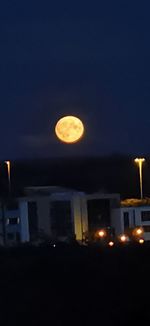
1, 0, 150, 160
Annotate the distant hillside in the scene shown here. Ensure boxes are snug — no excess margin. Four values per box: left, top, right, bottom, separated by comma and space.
0, 155, 149, 199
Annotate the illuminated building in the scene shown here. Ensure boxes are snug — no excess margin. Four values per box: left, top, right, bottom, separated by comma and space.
0, 200, 29, 245
86, 192, 120, 234
111, 199, 150, 241
3, 187, 149, 246
0, 187, 89, 245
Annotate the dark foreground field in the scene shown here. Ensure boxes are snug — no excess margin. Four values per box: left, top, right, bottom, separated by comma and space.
0, 244, 149, 326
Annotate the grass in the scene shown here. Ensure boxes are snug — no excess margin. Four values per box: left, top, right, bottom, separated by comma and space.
0, 244, 149, 325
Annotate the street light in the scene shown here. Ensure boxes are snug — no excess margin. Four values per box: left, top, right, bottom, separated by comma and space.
0, 161, 10, 246
5, 161, 11, 194
134, 158, 145, 199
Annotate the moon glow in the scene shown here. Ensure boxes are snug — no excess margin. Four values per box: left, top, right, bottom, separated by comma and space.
55, 116, 84, 143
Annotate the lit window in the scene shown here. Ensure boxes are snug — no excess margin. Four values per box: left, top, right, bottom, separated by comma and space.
7, 218, 20, 225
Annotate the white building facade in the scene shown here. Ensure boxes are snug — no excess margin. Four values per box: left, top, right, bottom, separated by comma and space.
112, 203, 150, 241
0, 187, 121, 246
0, 187, 89, 245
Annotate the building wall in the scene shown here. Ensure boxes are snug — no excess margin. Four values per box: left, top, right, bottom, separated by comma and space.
111, 208, 123, 235
0, 190, 121, 245
0, 200, 30, 245
134, 206, 150, 241
72, 193, 88, 241
112, 205, 150, 240
50, 192, 74, 239
36, 197, 51, 238
3, 206, 20, 244
50, 192, 88, 241
19, 201, 30, 242
18, 191, 88, 243
86, 193, 120, 235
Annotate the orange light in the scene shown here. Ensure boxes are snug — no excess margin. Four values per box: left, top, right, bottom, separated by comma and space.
136, 228, 143, 235
120, 234, 128, 242
108, 241, 114, 247
134, 158, 145, 164
98, 230, 105, 237
133, 227, 144, 237
5, 160, 11, 191
120, 235, 126, 242
139, 239, 144, 244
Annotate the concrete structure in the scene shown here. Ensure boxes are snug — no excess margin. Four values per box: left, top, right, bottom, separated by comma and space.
86, 192, 120, 233
0, 187, 89, 245
112, 198, 150, 241
0, 200, 30, 246
0, 187, 121, 246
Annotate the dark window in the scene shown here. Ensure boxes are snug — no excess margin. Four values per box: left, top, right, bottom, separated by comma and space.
87, 199, 110, 232
123, 212, 129, 229
8, 218, 19, 225
141, 211, 150, 222
7, 233, 14, 240
133, 210, 136, 226
28, 202, 38, 238
50, 200, 72, 237
143, 225, 150, 232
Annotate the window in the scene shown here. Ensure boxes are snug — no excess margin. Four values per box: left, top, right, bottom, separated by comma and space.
50, 200, 72, 237
143, 225, 150, 232
28, 202, 38, 237
133, 210, 136, 226
141, 211, 150, 222
7, 218, 20, 225
123, 212, 129, 229
87, 199, 110, 231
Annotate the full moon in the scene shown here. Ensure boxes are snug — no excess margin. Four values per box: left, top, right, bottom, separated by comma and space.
55, 116, 84, 143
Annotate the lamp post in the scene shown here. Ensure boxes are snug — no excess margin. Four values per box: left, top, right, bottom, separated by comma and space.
134, 158, 145, 199
5, 161, 11, 195
1, 161, 11, 246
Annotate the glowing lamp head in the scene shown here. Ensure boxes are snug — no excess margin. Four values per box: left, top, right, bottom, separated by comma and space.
120, 234, 128, 243
108, 241, 114, 247
133, 227, 144, 237
139, 239, 144, 244
134, 158, 145, 164
136, 228, 143, 235
120, 235, 126, 242
98, 230, 105, 238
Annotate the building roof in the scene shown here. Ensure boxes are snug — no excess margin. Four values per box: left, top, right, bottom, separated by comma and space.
24, 186, 82, 196
121, 198, 150, 207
